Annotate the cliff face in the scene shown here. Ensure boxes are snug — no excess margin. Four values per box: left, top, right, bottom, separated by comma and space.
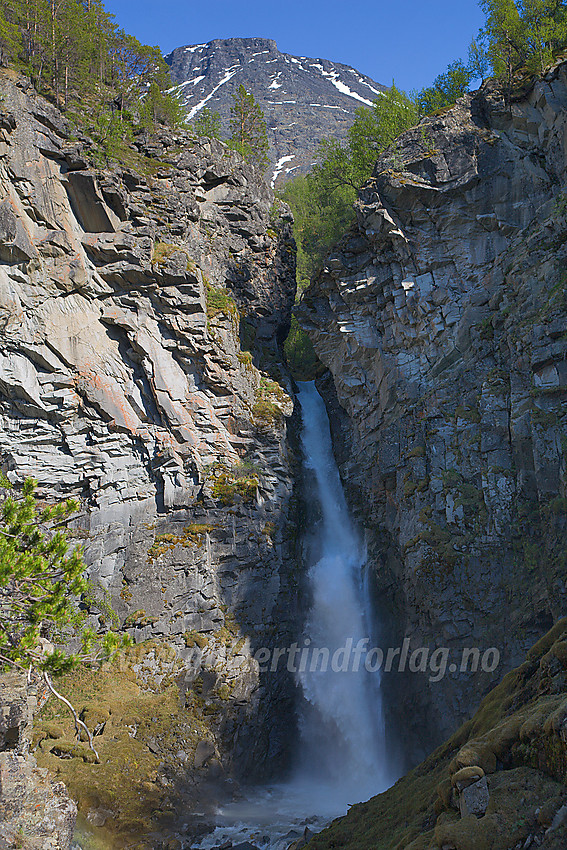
0, 68, 298, 845
298, 60, 567, 754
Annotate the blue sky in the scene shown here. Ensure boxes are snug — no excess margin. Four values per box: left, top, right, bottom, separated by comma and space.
108, 0, 485, 92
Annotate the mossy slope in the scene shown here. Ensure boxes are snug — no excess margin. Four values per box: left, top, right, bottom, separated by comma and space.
34, 641, 226, 849
307, 619, 567, 850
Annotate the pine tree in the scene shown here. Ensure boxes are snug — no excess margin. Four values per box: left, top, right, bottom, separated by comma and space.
193, 106, 221, 139
0, 0, 22, 67
0, 0, 184, 146
0, 479, 127, 675
229, 85, 269, 169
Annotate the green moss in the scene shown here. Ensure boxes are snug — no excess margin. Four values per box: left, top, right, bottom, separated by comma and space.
34, 641, 218, 848
183, 630, 209, 649
252, 398, 283, 424
205, 281, 239, 321
216, 683, 232, 700
407, 445, 426, 458
252, 377, 289, 426
151, 241, 193, 267
96, 139, 171, 177
123, 609, 158, 628
443, 468, 464, 489
147, 525, 216, 561
237, 350, 253, 366
478, 316, 494, 340
211, 470, 258, 506
184, 523, 216, 545
531, 408, 558, 427
455, 405, 481, 424
404, 480, 419, 497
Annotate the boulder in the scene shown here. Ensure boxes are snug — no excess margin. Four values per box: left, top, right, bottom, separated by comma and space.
459, 775, 489, 818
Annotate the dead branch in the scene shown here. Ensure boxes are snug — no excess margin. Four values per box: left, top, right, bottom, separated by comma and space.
42, 671, 100, 762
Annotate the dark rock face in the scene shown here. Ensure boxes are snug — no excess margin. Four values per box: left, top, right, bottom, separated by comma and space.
0, 673, 77, 850
298, 60, 567, 760
0, 68, 300, 844
165, 37, 386, 187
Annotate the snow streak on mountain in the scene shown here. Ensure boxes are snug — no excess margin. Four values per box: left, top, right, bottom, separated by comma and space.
165, 37, 386, 186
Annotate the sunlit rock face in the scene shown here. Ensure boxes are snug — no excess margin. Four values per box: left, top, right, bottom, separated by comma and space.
166, 36, 387, 187
0, 68, 300, 839
298, 61, 567, 757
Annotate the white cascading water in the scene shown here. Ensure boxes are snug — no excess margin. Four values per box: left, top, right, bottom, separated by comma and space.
194, 381, 392, 848
292, 380, 390, 808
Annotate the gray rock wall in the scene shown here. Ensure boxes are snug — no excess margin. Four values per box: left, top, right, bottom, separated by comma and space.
298, 60, 567, 760
0, 65, 299, 804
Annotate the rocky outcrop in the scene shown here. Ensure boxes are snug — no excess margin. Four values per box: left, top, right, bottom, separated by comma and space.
298, 60, 567, 758
0, 67, 299, 846
166, 37, 386, 186
0, 673, 77, 850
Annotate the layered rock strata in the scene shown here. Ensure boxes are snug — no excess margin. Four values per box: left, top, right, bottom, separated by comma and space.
0, 673, 77, 850
0, 68, 298, 846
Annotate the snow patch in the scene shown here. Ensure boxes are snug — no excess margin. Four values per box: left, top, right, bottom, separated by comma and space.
268, 73, 282, 90
309, 104, 348, 111
329, 77, 373, 104
310, 63, 375, 106
186, 66, 240, 119
271, 154, 295, 187
184, 44, 205, 53
357, 77, 384, 97
179, 75, 205, 88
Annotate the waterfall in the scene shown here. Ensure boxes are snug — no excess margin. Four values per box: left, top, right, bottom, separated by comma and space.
291, 381, 390, 811
193, 382, 392, 848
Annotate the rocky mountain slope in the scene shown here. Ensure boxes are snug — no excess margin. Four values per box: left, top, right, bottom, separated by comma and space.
165, 37, 386, 187
0, 67, 299, 848
298, 59, 567, 761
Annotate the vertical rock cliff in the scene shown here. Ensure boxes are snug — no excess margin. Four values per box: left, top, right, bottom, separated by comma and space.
0, 68, 298, 846
298, 60, 567, 756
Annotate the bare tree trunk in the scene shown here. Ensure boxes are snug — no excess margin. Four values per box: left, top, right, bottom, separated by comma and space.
43, 672, 100, 762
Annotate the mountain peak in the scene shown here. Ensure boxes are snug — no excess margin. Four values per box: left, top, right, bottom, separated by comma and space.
166, 37, 386, 186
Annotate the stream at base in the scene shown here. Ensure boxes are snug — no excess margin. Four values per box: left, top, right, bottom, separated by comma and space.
193, 382, 393, 849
